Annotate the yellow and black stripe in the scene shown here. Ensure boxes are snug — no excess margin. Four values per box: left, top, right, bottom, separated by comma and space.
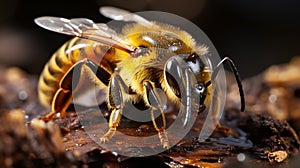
38, 37, 115, 108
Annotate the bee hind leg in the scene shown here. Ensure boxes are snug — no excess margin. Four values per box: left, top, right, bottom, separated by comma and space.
100, 73, 125, 143
42, 60, 86, 121
43, 88, 72, 121
46, 58, 111, 121
144, 81, 169, 149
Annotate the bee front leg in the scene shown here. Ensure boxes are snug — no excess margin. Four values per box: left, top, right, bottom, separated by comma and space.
164, 56, 193, 128
144, 81, 169, 149
100, 72, 125, 143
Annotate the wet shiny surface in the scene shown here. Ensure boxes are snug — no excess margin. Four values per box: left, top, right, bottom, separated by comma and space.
1, 57, 300, 167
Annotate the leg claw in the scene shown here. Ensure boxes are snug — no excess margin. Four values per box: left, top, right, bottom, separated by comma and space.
158, 129, 170, 149
100, 127, 116, 143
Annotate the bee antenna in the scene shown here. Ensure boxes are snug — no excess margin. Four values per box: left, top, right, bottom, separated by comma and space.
210, 57, 245, 112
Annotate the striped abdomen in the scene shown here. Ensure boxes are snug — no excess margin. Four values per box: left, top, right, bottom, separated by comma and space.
38, 37, 114, 107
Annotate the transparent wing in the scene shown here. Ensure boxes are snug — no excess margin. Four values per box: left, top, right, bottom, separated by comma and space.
35, 17, 79, 36
99, 6, 153, 27
70, 18, 99, 30
34, 16, 136, 52
198, 66, 226, 141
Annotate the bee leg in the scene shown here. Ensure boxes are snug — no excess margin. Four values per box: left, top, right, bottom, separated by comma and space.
43, 88, 73, 120
164, 57, 193, 128
182, 68, 194, 128
42, 60, 85, 120
100, 73, 124, 143
47, 59, 111, 120
144, 81, 169, 149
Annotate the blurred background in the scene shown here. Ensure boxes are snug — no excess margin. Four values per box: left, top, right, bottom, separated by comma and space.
0, 0, 299, 78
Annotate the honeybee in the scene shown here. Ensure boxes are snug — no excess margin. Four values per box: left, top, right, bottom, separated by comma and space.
35, 7, 245, 149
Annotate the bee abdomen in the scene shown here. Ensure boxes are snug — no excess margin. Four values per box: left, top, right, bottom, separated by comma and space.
38, 37, 115, 107
38, 38, 80, 107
